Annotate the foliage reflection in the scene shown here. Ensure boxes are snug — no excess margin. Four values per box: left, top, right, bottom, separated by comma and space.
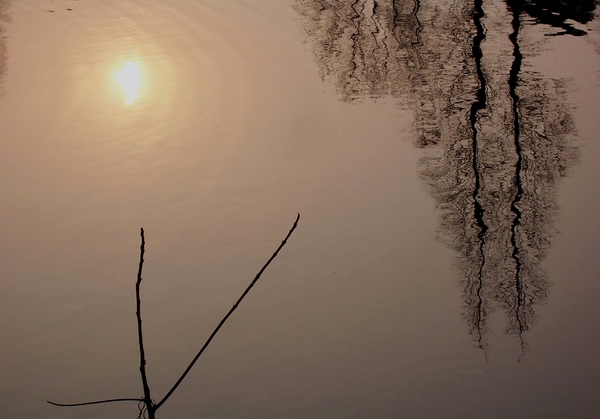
295, 0, 594, 352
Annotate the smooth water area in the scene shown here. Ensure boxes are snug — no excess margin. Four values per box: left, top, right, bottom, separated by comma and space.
1, 1, 599, 418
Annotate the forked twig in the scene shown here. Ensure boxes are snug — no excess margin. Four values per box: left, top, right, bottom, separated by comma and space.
47, 213, 301, 418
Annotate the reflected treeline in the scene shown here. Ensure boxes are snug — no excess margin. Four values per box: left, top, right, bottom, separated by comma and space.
294, 0, 590, 351
0, 0, 9, 95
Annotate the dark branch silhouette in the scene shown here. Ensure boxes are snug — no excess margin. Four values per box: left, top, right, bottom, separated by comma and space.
47, 398, 143, 407
48, 213, 301, 418
155, 212, 300, 410
136, 227, 155, 417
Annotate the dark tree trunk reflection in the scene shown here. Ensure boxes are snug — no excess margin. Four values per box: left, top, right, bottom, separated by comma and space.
294, 0, 590, 351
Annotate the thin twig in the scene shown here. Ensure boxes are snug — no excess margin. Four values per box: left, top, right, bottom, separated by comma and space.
47, 398, 143, 407
136, 228, 155, 417
154, 213, 300, 410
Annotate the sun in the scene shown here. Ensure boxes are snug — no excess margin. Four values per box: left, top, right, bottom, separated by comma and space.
114, 61, 142, 105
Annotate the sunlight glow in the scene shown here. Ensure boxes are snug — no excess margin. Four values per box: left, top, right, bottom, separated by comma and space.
114, 62, 142, 105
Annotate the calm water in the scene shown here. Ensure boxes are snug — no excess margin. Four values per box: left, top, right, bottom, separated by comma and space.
1, 1, 599, 418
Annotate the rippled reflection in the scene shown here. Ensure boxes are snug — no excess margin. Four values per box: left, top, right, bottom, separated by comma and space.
114, 61, 142, 105
0, 0, 9, 94
295, 0, 593, 351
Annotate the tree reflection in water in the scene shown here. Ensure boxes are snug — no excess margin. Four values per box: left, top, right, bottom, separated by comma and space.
294, 0, 594, 352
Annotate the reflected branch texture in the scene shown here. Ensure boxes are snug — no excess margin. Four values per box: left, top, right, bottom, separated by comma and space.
0, 0, 10, 95
294, 0, 590, 351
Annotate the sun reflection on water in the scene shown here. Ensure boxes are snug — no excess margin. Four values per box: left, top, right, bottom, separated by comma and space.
114, 61, 142, 105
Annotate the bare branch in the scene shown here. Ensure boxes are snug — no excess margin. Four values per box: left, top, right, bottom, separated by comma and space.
47, 228, 154, 415
47, 398, 143, 407
136, 228, 155, 417
47, 214, 300, 418
154, 213, 301, 411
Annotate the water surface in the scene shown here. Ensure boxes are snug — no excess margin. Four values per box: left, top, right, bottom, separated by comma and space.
1, 1, 599, 418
